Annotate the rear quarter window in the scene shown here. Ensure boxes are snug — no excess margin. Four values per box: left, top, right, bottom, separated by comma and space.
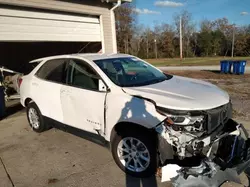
23, 62, 40, 75
35, 59, 67, 84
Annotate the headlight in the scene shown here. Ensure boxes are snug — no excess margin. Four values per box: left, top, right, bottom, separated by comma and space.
156, 106, 205, 132
169, 115, 204, 125
169, 115, 205, 132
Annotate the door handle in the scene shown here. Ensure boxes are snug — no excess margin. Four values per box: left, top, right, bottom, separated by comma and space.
61, 89, 71, 94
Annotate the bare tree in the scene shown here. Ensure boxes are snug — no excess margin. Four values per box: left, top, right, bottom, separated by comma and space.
115, 3, 136, 54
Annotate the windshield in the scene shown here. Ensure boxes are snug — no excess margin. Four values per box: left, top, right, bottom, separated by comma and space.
94, 57, 170, 87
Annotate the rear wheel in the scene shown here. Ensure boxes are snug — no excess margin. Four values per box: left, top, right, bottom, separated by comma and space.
111, 128, 157, 177
26, 102, 49, 133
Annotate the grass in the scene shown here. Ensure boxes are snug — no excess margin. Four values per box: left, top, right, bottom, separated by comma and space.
145, 56, 250, 66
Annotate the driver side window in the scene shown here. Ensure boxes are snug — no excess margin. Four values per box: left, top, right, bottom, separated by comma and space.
66, 59, 100, 91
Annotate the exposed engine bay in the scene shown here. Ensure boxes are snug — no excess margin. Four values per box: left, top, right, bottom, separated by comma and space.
155, 102, 250, 186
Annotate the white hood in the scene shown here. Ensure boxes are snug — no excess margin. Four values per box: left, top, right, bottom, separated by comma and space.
123, 76, 230, 111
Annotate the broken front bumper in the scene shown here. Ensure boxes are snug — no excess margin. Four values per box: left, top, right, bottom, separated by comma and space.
159, 119, 250, 186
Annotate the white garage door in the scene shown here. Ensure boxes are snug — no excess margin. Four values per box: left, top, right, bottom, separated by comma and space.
0, 8, 101, 42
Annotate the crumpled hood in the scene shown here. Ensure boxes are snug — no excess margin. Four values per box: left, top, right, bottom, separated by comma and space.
123, 76, 230, 111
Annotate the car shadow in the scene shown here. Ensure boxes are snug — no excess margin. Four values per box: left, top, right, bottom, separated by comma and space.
126, 175, 158, 187
116, 96, 161, 187
0, 101, 24, 120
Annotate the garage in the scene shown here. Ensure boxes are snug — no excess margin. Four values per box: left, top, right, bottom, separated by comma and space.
0, 6, 104, 72
0, 7, 102, 42
0, 0, 134, 73
0, 0, 131, 118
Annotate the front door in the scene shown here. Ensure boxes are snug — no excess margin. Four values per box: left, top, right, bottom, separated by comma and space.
61, 58, 106, 134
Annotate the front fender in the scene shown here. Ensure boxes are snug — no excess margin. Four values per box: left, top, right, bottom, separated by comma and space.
105, 93, 165, 141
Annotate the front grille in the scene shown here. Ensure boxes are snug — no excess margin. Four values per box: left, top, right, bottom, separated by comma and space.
205, 102, 232, 133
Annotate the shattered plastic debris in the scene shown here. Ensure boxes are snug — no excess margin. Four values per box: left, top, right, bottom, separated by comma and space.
171, 168, 241, 187
161, 164, 181, 182
161, 160, 243, 187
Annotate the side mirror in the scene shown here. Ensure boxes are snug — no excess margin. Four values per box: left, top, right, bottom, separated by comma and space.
99, 79, 108, 92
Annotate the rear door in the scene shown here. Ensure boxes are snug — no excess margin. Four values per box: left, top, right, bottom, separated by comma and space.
31, 59, 67, 123
60, 58, 106, 134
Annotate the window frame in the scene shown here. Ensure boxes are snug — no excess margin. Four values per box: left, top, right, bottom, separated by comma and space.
34, 58, 68, 85
65, 58, 109, 93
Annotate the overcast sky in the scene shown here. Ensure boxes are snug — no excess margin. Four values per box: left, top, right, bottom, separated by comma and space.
133, 0, 250, 28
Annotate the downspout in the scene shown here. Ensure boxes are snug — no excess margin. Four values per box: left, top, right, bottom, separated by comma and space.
110, 0, 121, 53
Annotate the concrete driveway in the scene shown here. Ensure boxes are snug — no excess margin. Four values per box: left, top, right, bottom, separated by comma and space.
0, 107, 170, 187
0, 106, 249, 187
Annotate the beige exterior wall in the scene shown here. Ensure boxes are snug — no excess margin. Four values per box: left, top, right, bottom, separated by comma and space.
0, 0, 115, 53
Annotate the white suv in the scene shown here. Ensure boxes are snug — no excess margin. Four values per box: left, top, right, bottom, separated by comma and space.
20, 53, 250, 182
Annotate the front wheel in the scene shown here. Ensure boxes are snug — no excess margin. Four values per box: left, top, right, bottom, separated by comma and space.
111, 129, 157, 177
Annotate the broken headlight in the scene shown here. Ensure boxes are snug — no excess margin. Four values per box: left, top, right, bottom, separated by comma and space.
169, 115, 205, 132
157, 107, 205, 132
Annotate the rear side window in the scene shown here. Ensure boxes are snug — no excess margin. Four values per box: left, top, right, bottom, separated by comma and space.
24, 62, 40, 75
36, 59, 66, 84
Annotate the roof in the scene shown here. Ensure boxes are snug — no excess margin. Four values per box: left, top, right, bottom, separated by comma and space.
29, 53, 133, 63
76, 53, 132, 60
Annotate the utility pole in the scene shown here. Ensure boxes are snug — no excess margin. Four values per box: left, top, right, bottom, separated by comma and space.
231, 25, 235, 58
180, 16, 183, 61
154, 39, 158, 59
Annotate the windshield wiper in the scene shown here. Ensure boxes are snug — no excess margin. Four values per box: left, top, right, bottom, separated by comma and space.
150, 78, 166, 84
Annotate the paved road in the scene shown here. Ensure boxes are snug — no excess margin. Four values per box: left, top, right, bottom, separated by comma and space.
158, 65, 250, 73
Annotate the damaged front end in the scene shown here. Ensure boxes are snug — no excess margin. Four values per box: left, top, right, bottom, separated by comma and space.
155, 103, 250, 186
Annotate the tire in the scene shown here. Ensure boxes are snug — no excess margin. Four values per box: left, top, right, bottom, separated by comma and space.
26, 102, 49, 133
111, 128, 157, 178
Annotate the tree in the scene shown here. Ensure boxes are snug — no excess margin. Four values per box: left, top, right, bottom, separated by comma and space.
115, 3, 136, 54
211, 30, 226, 56
129, 24, 145, 56
157, 24, 175, 58
197, 31, 213, 56
115, 6, 250, 58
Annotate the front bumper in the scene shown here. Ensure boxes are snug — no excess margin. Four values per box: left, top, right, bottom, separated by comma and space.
208, 121, 250, 171
160, 119, 250, 186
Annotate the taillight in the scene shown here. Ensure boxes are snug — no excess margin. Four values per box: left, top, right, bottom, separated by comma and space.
18, 78, 23, 87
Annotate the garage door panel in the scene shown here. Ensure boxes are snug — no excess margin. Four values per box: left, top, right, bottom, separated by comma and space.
0, 17, 100, 29
0, 25, 101, 36
0, 32, 101, 42
0, 8, 101, 42
0, 8, 100, 24
0, 20, 101, 35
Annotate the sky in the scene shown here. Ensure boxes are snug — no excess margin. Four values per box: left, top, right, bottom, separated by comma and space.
132, 0, 250, 28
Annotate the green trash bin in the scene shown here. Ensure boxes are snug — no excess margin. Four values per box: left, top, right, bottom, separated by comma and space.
0, 86, 5, 119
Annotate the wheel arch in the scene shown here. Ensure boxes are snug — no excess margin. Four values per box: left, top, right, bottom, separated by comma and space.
110, 121, 175, 165
110, 121, 157, 145
24, 98, 33, 107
